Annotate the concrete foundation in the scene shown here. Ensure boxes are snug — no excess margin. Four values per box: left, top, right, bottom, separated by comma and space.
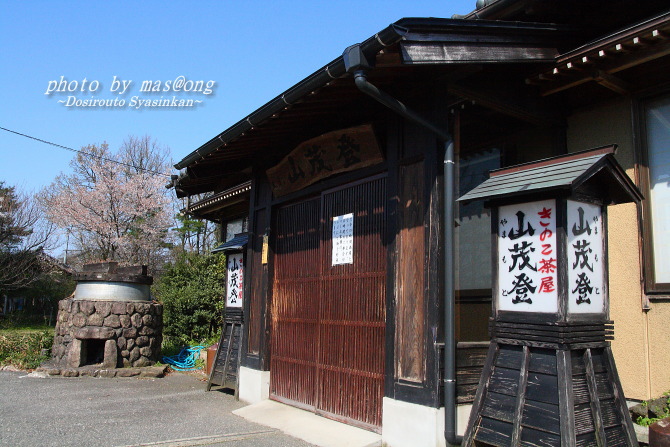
238, 366, 270, 404
381, 398, 472, 447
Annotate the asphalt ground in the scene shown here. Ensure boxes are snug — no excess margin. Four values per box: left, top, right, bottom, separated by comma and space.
0, 370, 316, 447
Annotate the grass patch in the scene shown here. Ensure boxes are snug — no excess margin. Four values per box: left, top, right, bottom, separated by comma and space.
0, 314, 55, 370
0, 312, 53, 331
0, 327, 54, 370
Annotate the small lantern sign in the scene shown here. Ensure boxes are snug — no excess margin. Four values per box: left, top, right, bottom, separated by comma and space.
226, 252, 244, 309
207, 232, 248, 392
459, 146, 642, 447
212, 233, 248, 316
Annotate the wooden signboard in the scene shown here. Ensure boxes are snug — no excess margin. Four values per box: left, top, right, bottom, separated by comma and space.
207, 249, 245, 392
266, 124, 383, 197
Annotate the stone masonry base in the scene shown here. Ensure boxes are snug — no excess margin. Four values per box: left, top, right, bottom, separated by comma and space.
52, 298, 163, 368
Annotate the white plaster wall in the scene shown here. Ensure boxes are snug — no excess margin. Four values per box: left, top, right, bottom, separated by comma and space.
382, 398, 472, 447
238, 366, 270, 404
565, 98, 655, 400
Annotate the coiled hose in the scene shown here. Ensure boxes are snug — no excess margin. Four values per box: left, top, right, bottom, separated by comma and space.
162, 346, 206, 371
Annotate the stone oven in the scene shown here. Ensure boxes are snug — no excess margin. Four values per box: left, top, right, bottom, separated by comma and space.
51, 262, 163, 369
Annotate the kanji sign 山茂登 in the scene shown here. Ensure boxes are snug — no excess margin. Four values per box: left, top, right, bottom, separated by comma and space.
266, 124, 383, 197
567, 200, 604, 314
226, 253, 244, 308
460, 147, 643, 447
498, 199, 558, 313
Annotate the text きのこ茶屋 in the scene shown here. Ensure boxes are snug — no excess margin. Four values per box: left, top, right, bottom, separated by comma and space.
44, 76, 216, 95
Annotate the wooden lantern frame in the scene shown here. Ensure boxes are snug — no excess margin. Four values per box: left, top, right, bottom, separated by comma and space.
459, 146, 643, 447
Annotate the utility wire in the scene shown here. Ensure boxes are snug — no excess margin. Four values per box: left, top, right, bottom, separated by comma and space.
0, 126, 171, 178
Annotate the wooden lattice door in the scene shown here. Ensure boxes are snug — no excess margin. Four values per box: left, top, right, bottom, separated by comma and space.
270, 176, 386, 431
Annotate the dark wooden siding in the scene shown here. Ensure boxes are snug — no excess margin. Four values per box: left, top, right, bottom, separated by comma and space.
395, 161, 426, 382
467, 344, 635, 446
456, 342, 490, 404
247, 208, 266, 356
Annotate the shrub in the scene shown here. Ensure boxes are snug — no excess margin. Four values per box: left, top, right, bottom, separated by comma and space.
0, 329, 54, 370
635, 392, 670, 426
153, 252, 226, 347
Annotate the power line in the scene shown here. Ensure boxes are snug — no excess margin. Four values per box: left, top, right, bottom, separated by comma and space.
0, 126, 171, 178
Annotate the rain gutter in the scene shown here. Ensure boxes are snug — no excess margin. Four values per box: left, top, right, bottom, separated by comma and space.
344, 44, 461, 446
455, 0, 525, 20
173, 23, 408, 170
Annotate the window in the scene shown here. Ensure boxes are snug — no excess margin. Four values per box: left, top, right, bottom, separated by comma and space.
640, 95, 670, 294
224, 217, 248, 242
455, 148, 501, 341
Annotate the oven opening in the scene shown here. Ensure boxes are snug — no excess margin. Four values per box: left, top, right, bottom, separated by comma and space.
83, 339, 106, 366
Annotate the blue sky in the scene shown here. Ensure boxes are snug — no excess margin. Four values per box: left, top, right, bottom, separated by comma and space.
1, 1, 474, 193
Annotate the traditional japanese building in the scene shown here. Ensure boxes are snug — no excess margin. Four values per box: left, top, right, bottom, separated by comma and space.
171, 1, 670, 445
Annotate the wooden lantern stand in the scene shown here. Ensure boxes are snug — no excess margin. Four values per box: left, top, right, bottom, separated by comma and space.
207, 233, 247, 393
458, 147, 642, 447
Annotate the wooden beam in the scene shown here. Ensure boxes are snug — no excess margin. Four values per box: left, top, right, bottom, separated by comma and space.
401, 42, 557, 64
448, 83, 561, 127
593, 70, 630, 95
540, 39, 670, 96
607, 39, 670, 73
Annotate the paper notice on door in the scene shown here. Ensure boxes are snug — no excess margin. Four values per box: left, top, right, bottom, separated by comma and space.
332, 213, 354, 266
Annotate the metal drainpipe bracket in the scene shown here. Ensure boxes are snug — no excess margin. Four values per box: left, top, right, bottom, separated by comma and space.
343, 43, 374, 73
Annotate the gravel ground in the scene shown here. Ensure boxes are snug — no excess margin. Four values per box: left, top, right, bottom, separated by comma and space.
0, 369, 316, 447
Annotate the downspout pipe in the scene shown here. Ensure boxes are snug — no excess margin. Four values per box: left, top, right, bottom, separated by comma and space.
443, 137, 460, 446
345, 44, 461, 445
352, 71, 450, 142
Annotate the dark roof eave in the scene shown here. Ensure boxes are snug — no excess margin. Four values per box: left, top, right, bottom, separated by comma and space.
458, 0, 527, 21
211, 233, 249, 254
457, 146, 643, 205
185, 180, 252, 214
173, 23, 409, 170
175, 15, 571, 181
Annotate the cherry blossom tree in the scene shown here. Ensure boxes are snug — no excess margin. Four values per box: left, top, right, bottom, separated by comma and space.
40, 138, 174, 269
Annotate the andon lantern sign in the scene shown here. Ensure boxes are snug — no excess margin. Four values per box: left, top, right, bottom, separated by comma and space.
457, 145, 644, 324
460, 147, 643, 447
226, 253, 244, 308
498, 199, 558, 313
567, 200, 604, 314
496, 198, 607, 319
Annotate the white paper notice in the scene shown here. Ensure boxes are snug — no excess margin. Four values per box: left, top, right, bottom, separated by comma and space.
332, 213, 354, 266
